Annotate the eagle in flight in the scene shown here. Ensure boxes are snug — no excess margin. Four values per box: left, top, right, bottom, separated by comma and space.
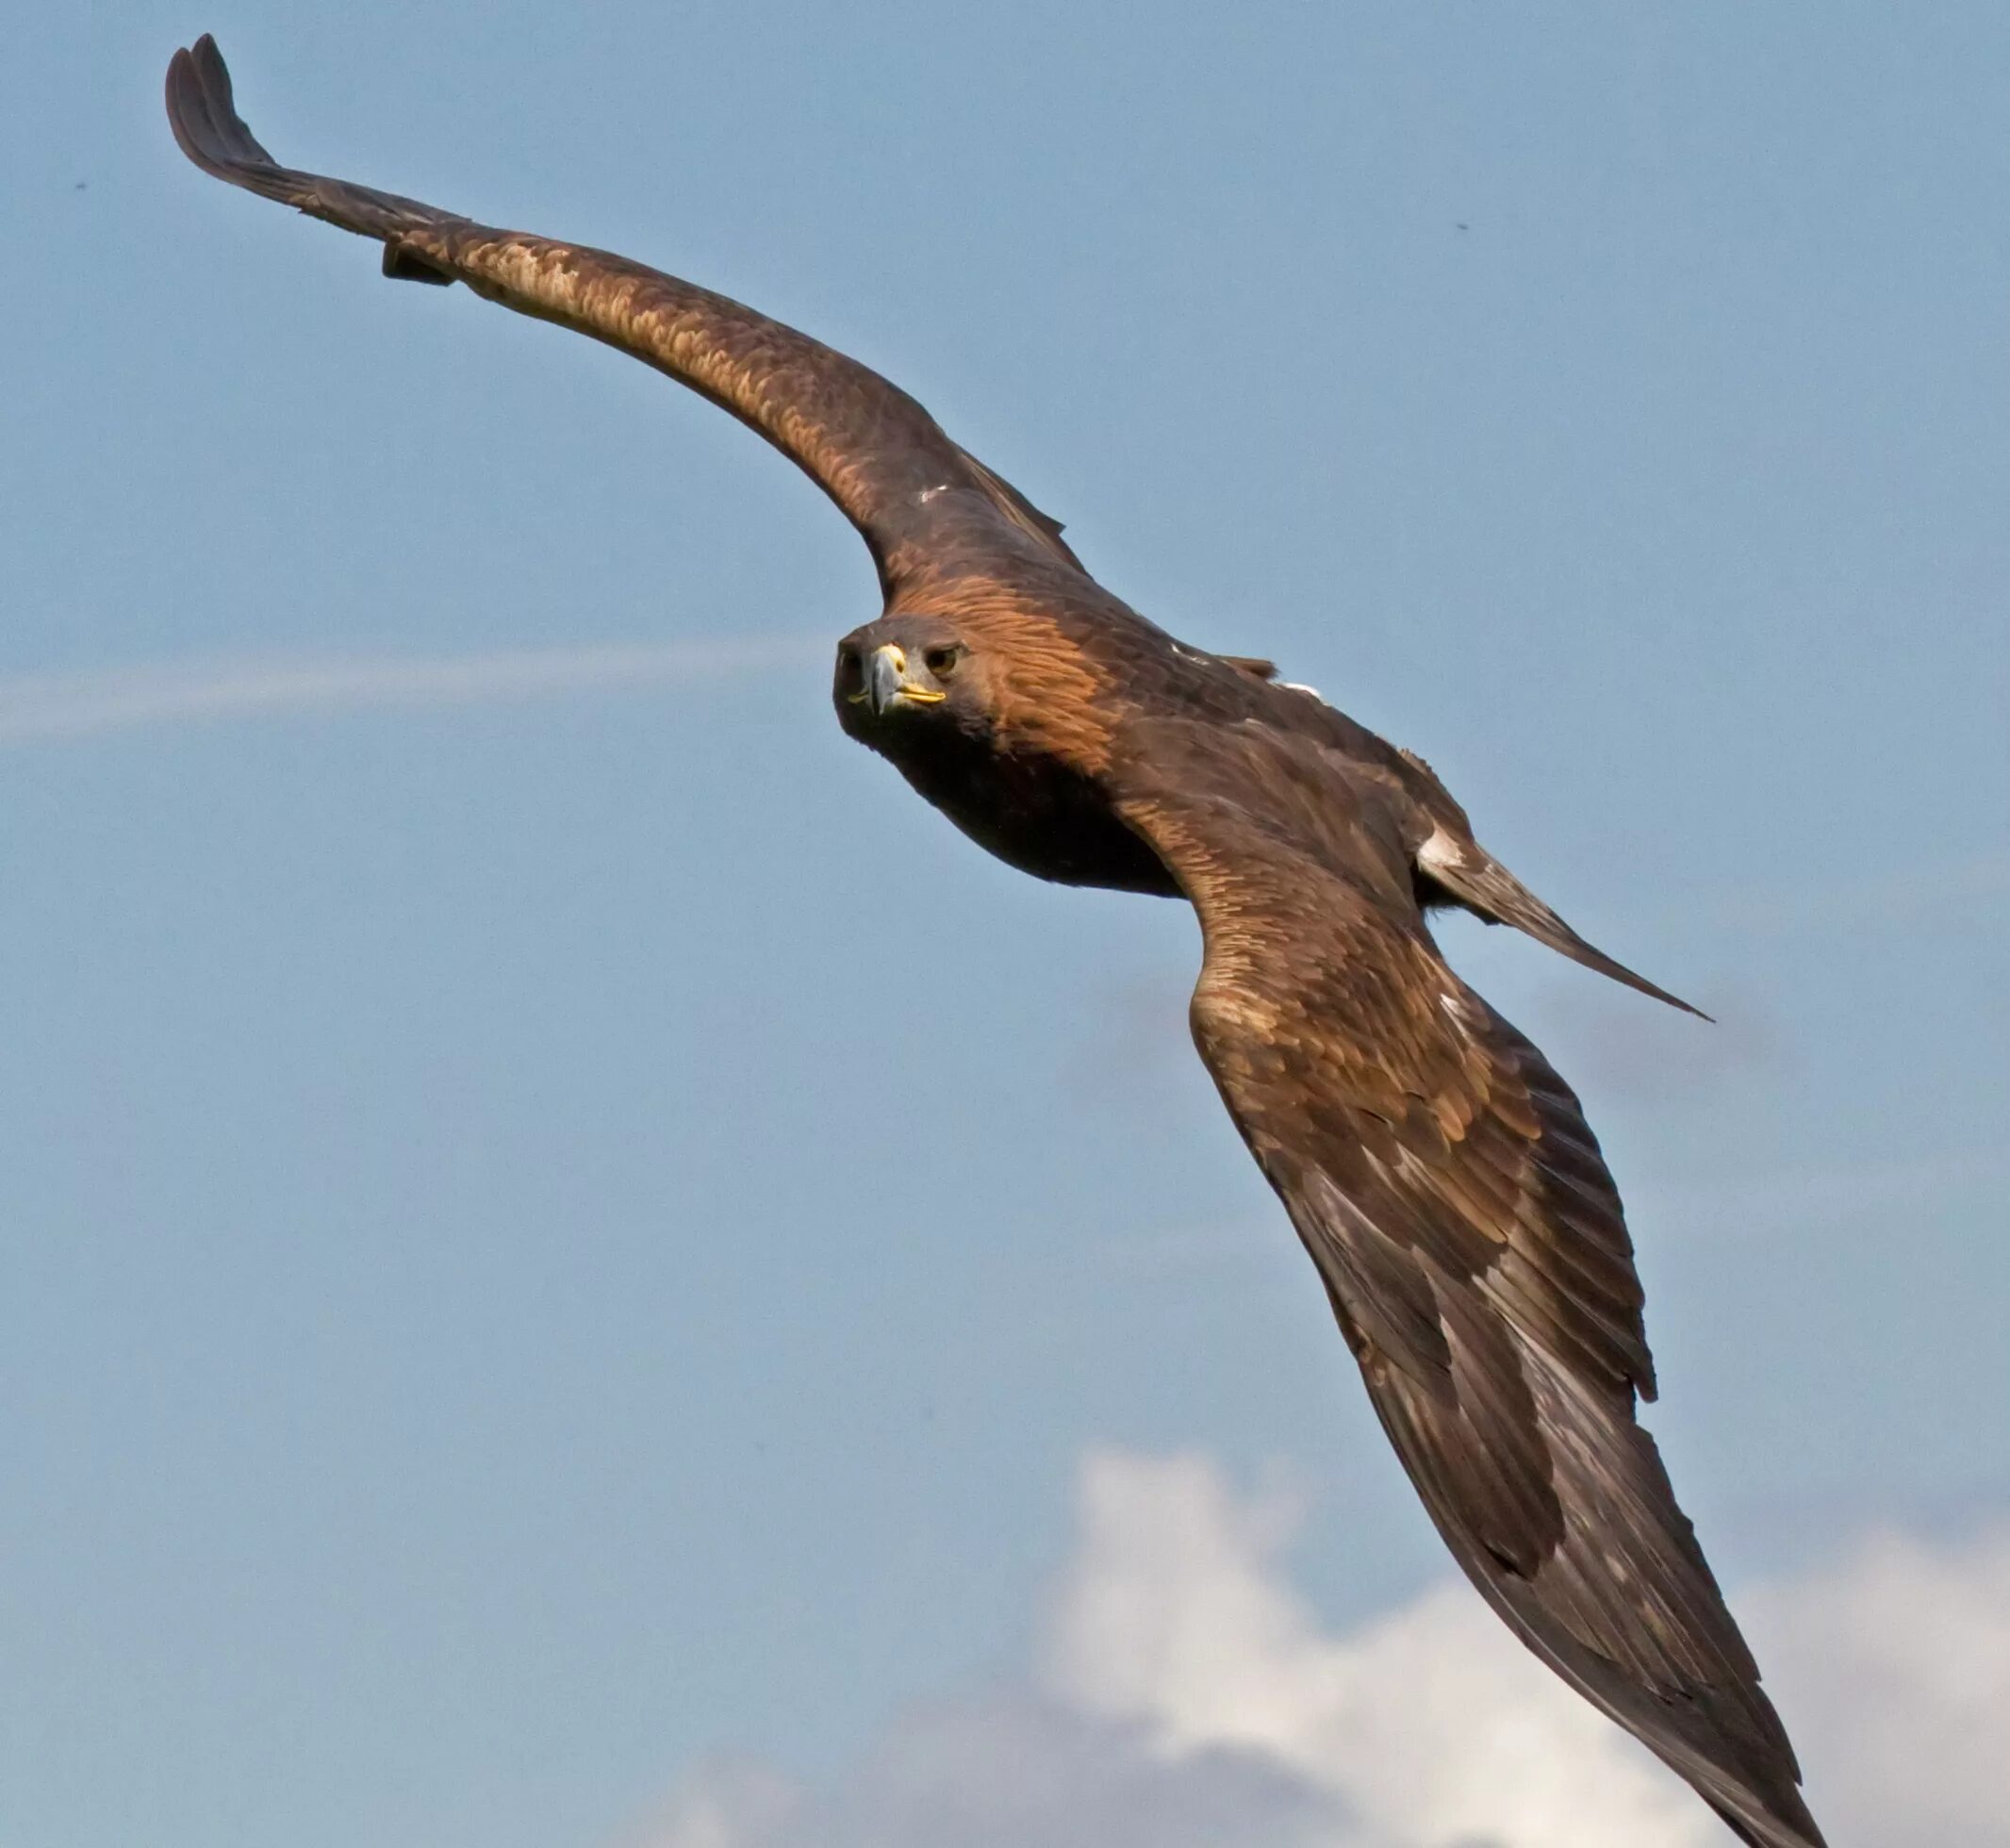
168, 37, 1826, 1847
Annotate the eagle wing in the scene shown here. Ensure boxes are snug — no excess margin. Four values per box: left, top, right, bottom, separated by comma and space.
1113, 717, 1824, 1848
165, 36, 1083, 596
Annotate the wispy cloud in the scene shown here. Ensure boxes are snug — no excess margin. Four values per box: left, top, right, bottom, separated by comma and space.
1689, 850, 2010, 936
0, 637, 822, 745
1638, 1145, 2010, 1235
639, 1448, 2010, 1848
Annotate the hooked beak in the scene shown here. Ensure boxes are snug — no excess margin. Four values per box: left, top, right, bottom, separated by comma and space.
860, 643, 947, 717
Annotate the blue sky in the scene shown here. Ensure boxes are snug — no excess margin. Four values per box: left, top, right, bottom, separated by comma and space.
5, 6, 2006, 1846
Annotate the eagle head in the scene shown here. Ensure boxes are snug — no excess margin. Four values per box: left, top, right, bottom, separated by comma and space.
832, 616, 994, 745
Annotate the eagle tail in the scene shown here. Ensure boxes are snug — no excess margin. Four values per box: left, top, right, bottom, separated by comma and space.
1417, 831, 1708, 1019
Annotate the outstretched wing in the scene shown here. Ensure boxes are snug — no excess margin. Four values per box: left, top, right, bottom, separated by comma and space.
165, 35, 1083, 597
1113, 717, 1825, 1848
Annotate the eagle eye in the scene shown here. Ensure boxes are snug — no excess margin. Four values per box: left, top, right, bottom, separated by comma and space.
836, 647, 864, 690
924, 644, 962, 679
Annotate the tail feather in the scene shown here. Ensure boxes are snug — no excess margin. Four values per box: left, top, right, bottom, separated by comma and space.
1417, 831, 1709, 1019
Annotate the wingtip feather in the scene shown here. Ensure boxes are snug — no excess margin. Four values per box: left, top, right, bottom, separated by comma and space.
166, 35, 283, 183
1419, 838, 1711, 1020
1606, 960, 1712, 1023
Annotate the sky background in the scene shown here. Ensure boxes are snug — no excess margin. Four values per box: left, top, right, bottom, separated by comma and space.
5, 5, 2007, 1846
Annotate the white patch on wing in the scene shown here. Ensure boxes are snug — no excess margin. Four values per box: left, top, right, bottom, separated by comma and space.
1417, 827, 1466, 876
1436, 987, 1486, 1044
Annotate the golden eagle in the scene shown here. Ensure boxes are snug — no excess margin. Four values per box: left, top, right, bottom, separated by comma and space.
167, 37, 1826, 1847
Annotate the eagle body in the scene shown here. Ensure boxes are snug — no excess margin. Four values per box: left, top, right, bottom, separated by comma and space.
862, 732, 1182, 896
834, 597, 1438, 904
166, 37, 1828, 1848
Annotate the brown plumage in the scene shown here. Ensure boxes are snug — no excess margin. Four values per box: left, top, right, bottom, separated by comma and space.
166, 37, 1825, 1846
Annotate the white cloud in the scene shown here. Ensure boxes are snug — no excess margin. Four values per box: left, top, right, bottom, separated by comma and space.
1043, 1452, 1708, 1848
1744, 1526, 2010, 1844
0, 636, 819, 744
643, 1449, 2010, 1848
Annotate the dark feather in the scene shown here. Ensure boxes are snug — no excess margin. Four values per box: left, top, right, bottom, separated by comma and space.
165, 36, 1084, 596
1417, 825, 1709, 1017
1113, 718, 1823, 1848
